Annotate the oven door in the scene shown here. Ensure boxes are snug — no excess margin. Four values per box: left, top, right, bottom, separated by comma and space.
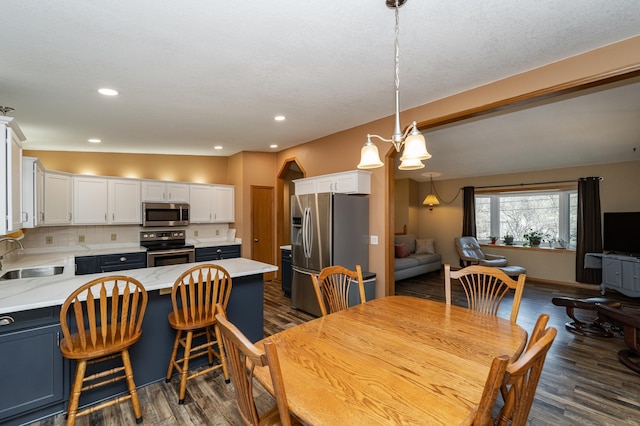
147, 248, 195, 267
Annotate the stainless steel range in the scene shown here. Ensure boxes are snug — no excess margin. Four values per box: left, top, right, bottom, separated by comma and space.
140, 230, 195, 267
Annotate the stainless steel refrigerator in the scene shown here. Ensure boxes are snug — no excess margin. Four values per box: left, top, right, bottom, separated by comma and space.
291, 192, 369, 316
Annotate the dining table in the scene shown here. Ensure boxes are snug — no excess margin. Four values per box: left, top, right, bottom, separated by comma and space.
253, 295, 527, 425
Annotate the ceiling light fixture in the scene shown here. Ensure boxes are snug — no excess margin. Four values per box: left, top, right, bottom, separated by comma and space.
87, 138, 102, 143
422, 175, 440, 210
274, 115, 286, 121
214, 145, 223, 150
270, 144, 278, 149
357, 0, 431, 171
98, 88, 119, 96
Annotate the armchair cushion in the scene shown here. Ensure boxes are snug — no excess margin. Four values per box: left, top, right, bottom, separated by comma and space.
455, 236, 508, 267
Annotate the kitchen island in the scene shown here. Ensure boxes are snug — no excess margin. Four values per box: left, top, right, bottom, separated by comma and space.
0, 257, 277, 426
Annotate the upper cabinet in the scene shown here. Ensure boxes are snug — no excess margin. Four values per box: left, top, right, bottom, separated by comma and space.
189, 184, 234, 223
141, 181, 189, 202
73, 176, 141, 225
1, 116, 25, 235
43, 171, 72, 226
294, 170, 372, 195
22, 157, 45, 228
109, 179, 141, 224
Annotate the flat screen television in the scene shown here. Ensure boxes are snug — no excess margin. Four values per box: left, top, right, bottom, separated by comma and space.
603, 212, 640, 255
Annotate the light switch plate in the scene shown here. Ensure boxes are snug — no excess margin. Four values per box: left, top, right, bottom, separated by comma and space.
370, 235, 378, 245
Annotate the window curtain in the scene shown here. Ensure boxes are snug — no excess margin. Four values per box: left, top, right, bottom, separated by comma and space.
462, 186, 476, 237
576, 177, 602, 284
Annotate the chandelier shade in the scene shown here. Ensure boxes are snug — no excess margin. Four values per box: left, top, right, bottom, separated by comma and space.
357, 0, 432, 170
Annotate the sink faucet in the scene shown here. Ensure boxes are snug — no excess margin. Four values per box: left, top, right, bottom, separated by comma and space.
0, 237, 25, 271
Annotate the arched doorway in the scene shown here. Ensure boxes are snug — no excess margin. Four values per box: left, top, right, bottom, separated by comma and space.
276, 158, 305, 283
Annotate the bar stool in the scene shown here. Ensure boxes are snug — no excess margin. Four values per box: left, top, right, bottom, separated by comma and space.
59, 276, 148, 425
165, 264, 232, 404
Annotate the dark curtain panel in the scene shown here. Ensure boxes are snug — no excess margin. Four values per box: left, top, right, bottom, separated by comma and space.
576, 177, 602, 284
461, 186, 476, 238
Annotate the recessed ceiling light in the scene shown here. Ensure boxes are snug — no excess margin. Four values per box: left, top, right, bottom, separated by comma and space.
98, 88, 119, 96
214, 145, 223, 150
274, 115, 285, 121
88, 138, 102, 143
270, 144, 278, 149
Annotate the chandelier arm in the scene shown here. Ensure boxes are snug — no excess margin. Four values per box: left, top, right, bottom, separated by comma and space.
368, 134, 394, 144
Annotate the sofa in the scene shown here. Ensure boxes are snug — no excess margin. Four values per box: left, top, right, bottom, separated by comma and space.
394, 234, 442, 281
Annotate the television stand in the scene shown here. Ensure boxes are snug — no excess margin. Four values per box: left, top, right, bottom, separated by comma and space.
595, 253, 640, 297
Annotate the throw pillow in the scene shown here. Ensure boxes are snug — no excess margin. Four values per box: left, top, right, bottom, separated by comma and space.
394, 242, 410, 258
415, 238, 435, 255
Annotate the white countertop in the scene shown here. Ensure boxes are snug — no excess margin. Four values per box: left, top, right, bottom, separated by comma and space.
0, 256, 276, 315
280, 245, 292, 250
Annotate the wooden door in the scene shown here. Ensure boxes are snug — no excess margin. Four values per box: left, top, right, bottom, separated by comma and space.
251, 186, 275, 280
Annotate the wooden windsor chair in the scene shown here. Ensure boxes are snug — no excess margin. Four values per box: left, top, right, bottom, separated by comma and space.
165, 264, 232, 404
59, 275, 148, 426
311, 264, 366, 316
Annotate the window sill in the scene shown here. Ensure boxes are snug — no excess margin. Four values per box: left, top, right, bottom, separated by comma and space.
480, 243, 575, 253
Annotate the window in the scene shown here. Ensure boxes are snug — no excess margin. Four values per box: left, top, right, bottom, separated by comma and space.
475, 189, 577, 248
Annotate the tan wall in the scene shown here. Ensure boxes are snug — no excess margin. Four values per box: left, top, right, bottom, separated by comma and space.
417, 160, 640, 284
394, 178, 420, 235
276, 36, 640, 297
24, 150, 229, 184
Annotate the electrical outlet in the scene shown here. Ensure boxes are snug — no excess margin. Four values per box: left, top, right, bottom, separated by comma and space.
111, 233, 117, 241
194, 230, 199, 237
215, 230, 220, 236
78, 235, 85, 243
45, 236, 53, 245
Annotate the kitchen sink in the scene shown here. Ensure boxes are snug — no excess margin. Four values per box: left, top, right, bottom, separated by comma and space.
0, 266, 65, 281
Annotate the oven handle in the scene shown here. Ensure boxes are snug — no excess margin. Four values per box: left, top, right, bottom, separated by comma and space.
147, 248, 195, 256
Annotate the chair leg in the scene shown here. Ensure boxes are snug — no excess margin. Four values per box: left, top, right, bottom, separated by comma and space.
66, 359, 87, 426
205, 326, 214, 366
178, 331, 193, 404
166, 329, 182, 383
121, 349, 143, 423
214, 323, 230, 383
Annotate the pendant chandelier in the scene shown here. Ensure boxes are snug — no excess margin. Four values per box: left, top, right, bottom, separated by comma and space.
357, 0, 431, 171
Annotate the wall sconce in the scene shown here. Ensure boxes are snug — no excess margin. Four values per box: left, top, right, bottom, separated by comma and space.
422, 175, 440, 210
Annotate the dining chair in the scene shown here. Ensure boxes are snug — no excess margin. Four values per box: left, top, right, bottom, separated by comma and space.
444, 264, 526, 323
311, 264, 366, 316
166, 264, 232, 404
468, 314, 556, 426
59, 275, 148, 425
496, 316, 557, 426
214, 304, 298, 426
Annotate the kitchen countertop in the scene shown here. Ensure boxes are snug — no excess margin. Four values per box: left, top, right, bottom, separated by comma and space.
280, 245, 292, 250
0, 253, 275, 315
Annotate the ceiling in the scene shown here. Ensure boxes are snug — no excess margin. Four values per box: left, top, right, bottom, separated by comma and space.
1, 1, 640, 180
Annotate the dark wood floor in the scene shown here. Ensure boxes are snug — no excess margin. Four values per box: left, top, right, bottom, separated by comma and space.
31, 272, 640, 425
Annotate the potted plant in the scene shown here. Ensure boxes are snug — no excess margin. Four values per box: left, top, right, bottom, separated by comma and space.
490, 236, 498, 244
503, 234, 514, 245
523, 230, 548, 247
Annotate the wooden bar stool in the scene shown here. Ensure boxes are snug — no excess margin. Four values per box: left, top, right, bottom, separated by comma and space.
59, 276, 148, 426
165, 264, 232, 404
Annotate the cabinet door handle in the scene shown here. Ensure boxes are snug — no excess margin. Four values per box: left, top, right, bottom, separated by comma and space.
0, 316, 15, 326
120, 257, 127, 262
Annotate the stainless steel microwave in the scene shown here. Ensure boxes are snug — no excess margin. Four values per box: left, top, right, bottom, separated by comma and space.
142, 202, 189, 227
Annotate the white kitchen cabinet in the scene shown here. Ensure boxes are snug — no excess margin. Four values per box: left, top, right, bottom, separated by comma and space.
141, 181, 189, 202
189, 184, 235, 223
22, 157, 44, 228
73, 176, 108, 224
213, 185, 234, 223
73, 176, 141, 225
294, 170, 371, 195
43, 171, 72, 225
189, 184, 214, 223
109, 179, 141, 224
1, 116, 25, 235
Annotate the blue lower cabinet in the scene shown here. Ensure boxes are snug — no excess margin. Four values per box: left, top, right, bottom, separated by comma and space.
195, 244, 241, 262
281, 249, 292, 297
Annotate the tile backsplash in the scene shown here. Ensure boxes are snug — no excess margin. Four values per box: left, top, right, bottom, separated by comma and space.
16, 223, 231, 249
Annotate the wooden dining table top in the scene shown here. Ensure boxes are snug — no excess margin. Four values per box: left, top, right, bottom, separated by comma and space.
254, 295, 527, 426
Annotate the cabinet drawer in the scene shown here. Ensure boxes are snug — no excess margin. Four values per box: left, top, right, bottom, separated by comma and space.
98, 252, 146, 272
195, 245, 241, 262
